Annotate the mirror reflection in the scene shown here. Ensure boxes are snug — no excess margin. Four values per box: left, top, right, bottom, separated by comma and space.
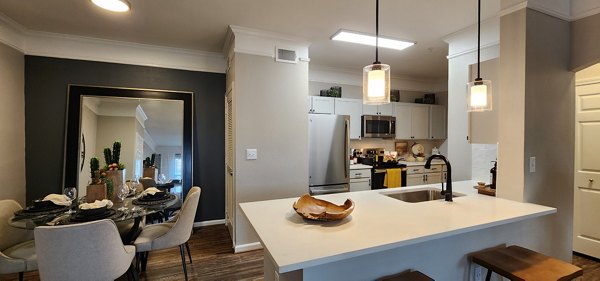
78, 96, 183, 198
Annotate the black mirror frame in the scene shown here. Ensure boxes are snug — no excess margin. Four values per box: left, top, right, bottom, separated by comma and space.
64, 85, 193, 195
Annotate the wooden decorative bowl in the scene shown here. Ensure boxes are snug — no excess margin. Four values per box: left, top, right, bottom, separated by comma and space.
292, 194, 354, 221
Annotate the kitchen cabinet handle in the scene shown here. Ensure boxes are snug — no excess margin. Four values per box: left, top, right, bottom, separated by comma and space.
355, 173, 362, 176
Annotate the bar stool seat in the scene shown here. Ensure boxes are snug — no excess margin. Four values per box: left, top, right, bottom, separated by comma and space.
469, 245, 582, 281
377, 270, 434, 281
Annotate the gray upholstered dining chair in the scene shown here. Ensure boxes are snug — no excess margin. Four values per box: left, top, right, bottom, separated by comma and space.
138, 177, 157, 190
34, 219, 136, 281
134, 186, 201, 281
0, 200, 37, 281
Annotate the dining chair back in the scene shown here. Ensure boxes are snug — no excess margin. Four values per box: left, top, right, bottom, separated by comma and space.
134, 186, 201, 280
0, 200, 37, 279
139, 177, 157, 190
35, 219, 136, 281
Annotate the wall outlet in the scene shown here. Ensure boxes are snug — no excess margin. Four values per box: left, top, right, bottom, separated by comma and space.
474, 265, 483, 281
246, 149, 257, 160
529, 156, 536, 173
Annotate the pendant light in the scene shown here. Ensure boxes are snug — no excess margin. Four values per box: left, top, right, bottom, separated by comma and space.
467, 0, 492, 112
363, 0, 390, 105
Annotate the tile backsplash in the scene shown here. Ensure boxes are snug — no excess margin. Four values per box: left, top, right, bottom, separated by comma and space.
351, 139, 445, 158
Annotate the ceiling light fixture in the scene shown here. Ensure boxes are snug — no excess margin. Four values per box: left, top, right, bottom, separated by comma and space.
362, 0, 390, 105
467, 0, 492, 112
91, 0, 131, 12
331, 30, 415, 51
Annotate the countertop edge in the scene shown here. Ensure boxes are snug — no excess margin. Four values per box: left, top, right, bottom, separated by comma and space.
275, 206, 556, 273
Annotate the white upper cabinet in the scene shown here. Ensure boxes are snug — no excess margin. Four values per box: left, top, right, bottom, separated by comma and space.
334, 98, 363, 139
309, 96, 334, 114
429, 105, 447, 139
395, 103, 430, 140
363, 103, 394, 116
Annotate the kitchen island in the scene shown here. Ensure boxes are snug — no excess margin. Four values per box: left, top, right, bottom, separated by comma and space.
240, 181, 556, 281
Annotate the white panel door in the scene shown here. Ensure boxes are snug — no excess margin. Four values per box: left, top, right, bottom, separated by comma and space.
335, 98, 363, 139
406, 174, 425, 186
362, 104, 379, 115
574, 82, 600, 258
411, 105, 430, 139
395, 104, 413, 139
311, 96, 334, 114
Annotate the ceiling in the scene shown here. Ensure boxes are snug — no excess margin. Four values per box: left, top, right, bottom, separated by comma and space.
0, 0, 500, 79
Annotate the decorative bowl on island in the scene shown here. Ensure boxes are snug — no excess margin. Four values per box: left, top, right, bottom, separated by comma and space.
292, 194, 354, 221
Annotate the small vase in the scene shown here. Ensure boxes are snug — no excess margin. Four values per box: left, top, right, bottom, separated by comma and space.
86, 183, 107, 203
106, 169, 126, 201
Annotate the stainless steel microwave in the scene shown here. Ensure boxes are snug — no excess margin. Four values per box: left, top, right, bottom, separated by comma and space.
361, 115, 396, 138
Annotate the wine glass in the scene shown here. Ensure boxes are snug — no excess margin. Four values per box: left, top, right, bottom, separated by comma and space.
63, 187, 77, 213
117, 184, 128, 211
158, 173, 166, 184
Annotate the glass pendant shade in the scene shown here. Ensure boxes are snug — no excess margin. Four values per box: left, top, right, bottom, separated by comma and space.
363, 63, 390, 105
467, 79, 492, 112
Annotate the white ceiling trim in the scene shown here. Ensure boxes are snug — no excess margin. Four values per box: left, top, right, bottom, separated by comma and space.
571, 0, 600, 21
446, 42, 500, 60
499, 0, 600, 22
0, 12, 25, 52
0, 13, 226, 73
227, 25, 310, 61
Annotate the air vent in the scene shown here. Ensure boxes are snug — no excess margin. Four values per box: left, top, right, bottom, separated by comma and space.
275, 47, 297, 63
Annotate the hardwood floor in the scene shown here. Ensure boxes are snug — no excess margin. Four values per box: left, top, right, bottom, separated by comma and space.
4, 225, 600, 281
0, 224, 264, 281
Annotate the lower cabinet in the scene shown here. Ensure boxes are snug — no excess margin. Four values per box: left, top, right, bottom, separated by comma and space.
350, 168, 371, 192
405, 165, 445, 186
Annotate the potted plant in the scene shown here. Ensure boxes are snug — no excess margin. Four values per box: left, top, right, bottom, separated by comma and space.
103, 141, 125, 201
143, 153, 158, 181
86, 157, 112, 203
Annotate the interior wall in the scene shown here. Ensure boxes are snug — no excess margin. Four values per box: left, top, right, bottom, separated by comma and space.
95, 116, 136, 179
24, 56, 225, 222
571, 12, 600, 71
79, 104, 98, 196
234, 53, 309, 246
446, 45, 500, 181
523, 8, 575, 261
0, 42, 25, 206
497, 8, 527, 201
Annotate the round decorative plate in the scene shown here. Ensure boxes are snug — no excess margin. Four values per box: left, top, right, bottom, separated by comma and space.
133, 194, 176, 205
411, 143, 425, 156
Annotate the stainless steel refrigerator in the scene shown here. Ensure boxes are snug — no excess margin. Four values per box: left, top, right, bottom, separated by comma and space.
308, 114, 350, 195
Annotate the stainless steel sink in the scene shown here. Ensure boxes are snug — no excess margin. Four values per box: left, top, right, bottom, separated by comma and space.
384, 188, 465, 203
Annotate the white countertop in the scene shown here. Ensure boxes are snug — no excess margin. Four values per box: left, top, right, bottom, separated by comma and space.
349, 164, 372, 170
239, 181, 556, 273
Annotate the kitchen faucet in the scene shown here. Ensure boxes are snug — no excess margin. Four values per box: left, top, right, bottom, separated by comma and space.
424, 154, 452, 202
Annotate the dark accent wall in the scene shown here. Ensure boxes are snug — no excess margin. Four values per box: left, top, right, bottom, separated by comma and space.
25, 56, 225, 222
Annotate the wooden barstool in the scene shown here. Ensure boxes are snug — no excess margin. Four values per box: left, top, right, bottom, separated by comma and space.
469, 245, 582, 281
377, 270, 434, 281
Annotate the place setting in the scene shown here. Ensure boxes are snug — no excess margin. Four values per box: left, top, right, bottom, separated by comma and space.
132, 187, 177, 206
12, 193, 72, 220
69, 199, 122, 222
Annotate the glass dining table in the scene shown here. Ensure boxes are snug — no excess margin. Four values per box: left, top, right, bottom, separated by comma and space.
9, 195, 179, 243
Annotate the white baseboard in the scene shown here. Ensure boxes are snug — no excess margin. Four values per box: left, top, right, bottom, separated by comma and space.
234, 242, 263, 253
193, 219, 225, 228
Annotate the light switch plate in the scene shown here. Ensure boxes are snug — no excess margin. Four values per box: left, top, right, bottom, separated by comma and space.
529, 156, 536, 173
246, 149, 257, 160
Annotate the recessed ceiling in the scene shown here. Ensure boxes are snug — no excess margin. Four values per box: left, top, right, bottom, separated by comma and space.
0, 0, 500, 79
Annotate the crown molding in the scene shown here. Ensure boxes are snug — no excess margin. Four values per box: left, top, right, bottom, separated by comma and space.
446, 42, 500, 60
0, 13, 226, 73
227, 25, 310, 61
499, 0, 600, 22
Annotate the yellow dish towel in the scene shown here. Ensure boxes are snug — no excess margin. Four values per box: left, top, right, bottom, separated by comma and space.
384, 169, 401, 188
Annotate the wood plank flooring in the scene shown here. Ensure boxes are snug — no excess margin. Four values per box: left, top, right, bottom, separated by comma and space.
4, 225, 600, 281
0, 224, 264, 281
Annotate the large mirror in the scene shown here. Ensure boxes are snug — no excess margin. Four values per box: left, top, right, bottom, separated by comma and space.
64, 85, 193, 197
